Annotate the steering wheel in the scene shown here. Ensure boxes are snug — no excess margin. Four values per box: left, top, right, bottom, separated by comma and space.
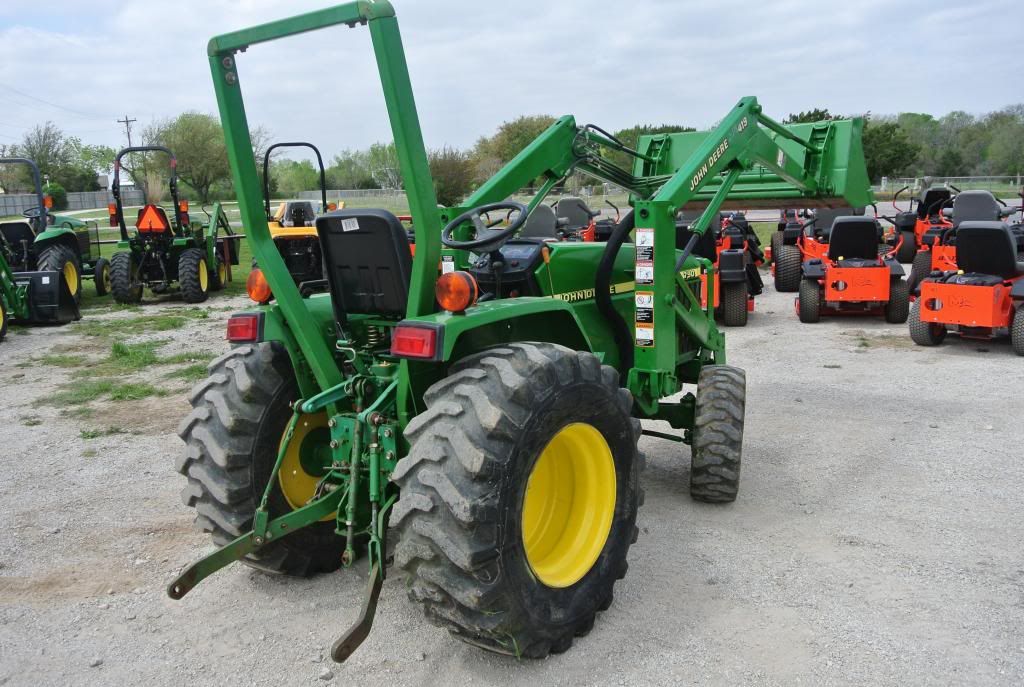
441, 201, 528, 252
22, 206, 42, 219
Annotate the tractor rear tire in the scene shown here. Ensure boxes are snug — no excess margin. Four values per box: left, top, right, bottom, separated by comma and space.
896, 230, 917, 263
1011, 308, 1024, 356
0, 299, 7, 341
390, 342, 642, 658
909, 300, 946, 346
798, 279, 821, 323
770, 231, 783, 264
690, 365, 745, 503
177, 342, 346, 576
907, 250, 931, 295
774, 244, 802, 292
37, 244, 82, 304
93, 257, 111, 297
720, 281, 748, 327
884, 279, 910, 323
110, 252, 143, 304
179, 248, 210, 303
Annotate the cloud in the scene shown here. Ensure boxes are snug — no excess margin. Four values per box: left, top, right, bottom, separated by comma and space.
0, 0, 1018, 161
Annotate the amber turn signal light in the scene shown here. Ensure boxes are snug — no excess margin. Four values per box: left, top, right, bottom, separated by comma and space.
435, 271, 478, 313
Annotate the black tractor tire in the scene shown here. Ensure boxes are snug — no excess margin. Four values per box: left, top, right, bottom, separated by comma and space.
178, 248, 210, 303
774, 244, 802, 292
720, 281, 748, 327
37, 244, 82, 303
770, 231, 783, 264
884, 278, 910, 323
177, 343, 346, 576
896, 230, 917, 263
1011, 308, 1024, 356
110, 252, 143, 304
390, 342, 642, 658
690, 365, 745, 503
93, 257, 111, 297
0, 299, 7, 341
798, 279, 821, 323
907, 250, 932, 295
909, 300, 946, 346
209, 256, 227, 291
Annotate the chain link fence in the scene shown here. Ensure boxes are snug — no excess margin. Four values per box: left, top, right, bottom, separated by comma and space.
0, 189, 145, 216
877, 176, 1023, 195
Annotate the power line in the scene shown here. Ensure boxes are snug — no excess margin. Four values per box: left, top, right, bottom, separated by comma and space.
118, 115, 137, 147
0, 82, 99, 119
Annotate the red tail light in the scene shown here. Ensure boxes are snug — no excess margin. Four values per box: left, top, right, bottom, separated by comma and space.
390, 324, 441, 360
226, 314, 261, 342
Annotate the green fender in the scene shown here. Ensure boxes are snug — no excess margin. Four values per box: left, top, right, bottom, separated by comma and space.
33, 228, 80, 255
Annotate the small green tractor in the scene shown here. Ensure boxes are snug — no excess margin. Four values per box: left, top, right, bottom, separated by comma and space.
109, 146, 239, 304
170, 0, 873, 663
0, 247, 79, 341
1, 157, 109, 301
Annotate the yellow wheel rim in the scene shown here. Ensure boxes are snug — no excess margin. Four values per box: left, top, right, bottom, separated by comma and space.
101, 264, 112, 292
277, 412, 333, 520
198, 258, 208, 291
521, 423, 616, 588
218, 261, 226, 284
63, 261, 78, 296
0, 302, 5, 331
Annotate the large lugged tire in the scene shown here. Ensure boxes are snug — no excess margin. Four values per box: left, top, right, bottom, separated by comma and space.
1011, 308, 1024, 356
390, 343, 642, 658
690, 365, 745, 503
770, 231, 783, 265
110, 252, 143, 304
884, 278, 910, 323
720, 280, 748, 327
798, 279, 821, 323
179, 248, 210, 303
177, 343, 345, 575
896, 230, 917, 263
909, 299, 946, 346
37, 244, 82, 303
907, 250, 931, 295
209, 257, 227, 291
0, 299, 7, 341
774, 244, 802, 292
93, 257, 111, 296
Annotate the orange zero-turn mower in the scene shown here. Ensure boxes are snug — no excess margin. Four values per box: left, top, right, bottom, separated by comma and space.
774, 207, 864, 292
907, 190, 1022, 294
910, 221, 1024, 354
889, 183, 956, 263
677, 211, 765, 327
796, 215, 910, 323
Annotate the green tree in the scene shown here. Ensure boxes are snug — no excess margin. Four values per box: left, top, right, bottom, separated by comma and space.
862, 120, 919, 182
784, 109, 839, 124
327, 149, 377, 189
146, 112, 230, 202
474, 115, 557, 164
367, 142, 402, 189
428, 146, 474, 206
13, 122, 106, 191
272, 159, 319, 196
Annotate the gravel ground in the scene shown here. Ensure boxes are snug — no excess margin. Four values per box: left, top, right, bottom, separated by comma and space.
1, 273, 1022, 687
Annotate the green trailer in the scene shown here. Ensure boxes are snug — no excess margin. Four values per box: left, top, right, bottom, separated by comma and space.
0, 157, 109, 301
169, 0, 873, 662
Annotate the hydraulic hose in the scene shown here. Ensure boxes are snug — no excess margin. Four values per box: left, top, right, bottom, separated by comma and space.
594, 209, 635, 377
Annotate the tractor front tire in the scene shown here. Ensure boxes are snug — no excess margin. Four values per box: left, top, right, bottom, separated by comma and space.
110, 252, 143, 304
209, 256, 227, 291
690, 365, 745, 503
177, 343, 346, 575
774, 244, 802, 292
37, 244, 82, 303
909, 300, 946, 346
798, 279, 821, 323
896, 230, 917, 263
1011, 308, 1024, 356
720, 281, 748, 327
907, 250, 931, 295
179, 248, 210, 303
391, 342, 642, 658
884, 279, 910, 323
0, 299, 7, 341
93, 257, 111, 296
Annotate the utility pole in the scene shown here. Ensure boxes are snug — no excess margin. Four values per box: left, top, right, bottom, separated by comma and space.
117, 115, 137, 147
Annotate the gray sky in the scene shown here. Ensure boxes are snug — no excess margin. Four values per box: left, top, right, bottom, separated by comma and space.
0, 0, 1018, 160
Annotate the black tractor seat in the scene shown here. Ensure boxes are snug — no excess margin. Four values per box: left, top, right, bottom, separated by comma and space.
951, 191, 1001, 229
316, 209, 411, 325
554, 197, 598, 230
918, 187, 952, 220
954, 221, 1024, 280
827, 216, 881, 262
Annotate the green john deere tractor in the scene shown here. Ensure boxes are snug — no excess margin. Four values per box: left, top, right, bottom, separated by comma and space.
169, 0, 873, 662
1, 157, 109, 301
109, 146, 240, 304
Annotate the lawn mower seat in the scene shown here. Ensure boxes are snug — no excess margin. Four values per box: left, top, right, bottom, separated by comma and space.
918, 187, 952, 219
286, 202, 317, 227
555, 197, 597, 229
316, 209, 412, 324
520, 204, 559, 239
813, 207, 863, 242
952, 191, 1001, 229
827, 217, 880, 263
954, 221, 1024, 279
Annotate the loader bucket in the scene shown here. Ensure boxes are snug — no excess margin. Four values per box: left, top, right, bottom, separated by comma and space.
12, 270, 81, 324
